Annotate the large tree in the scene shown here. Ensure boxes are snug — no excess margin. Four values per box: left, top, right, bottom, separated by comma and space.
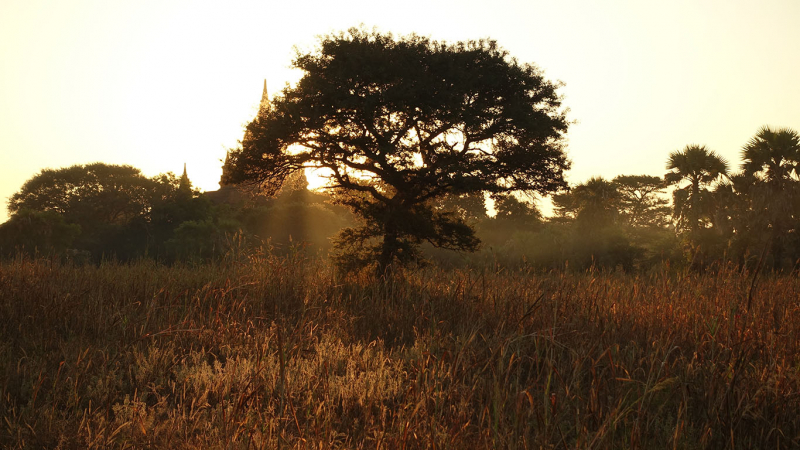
224, 29, 570, 270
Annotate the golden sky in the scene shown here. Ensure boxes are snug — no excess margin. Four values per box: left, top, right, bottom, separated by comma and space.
1, 0, 799, 221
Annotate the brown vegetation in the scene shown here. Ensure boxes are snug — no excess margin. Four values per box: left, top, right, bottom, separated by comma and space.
2, 254, 799, 448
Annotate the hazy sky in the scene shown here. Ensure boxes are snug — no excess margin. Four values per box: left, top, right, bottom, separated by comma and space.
2, 0, 799, 221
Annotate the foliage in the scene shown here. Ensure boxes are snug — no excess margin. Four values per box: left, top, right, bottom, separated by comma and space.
3, 163, 219, 261
570, 177, 621, 228
493, 194, 541, 224
435, 192, 489, 224
739, 126, 800, 269
741, 126, 800, 184
665, 145, 729, 235
148, 172, 217, 258
164, 219, 240, 262
224, 28, 570, 270
613, 174, 670, 227
553, 177, 620, 225
0, 209, 81, 256
8, 163, 157, 226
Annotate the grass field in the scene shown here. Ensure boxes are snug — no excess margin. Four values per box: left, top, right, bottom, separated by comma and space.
2, 253, 800, 449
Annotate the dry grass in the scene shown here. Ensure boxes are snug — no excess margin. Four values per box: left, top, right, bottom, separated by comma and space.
1, 253, 800, 449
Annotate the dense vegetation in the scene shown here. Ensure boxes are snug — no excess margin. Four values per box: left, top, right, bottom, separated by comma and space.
3, 126, 799, 273
2, 255, 799, 448
0, 166, 353, 264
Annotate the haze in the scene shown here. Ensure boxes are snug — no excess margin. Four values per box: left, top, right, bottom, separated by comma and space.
2, 0, 799, 222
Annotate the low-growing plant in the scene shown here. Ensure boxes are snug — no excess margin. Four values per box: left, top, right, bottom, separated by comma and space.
1, 255, 799, 448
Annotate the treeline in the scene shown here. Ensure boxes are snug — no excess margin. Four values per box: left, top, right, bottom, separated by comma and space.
462, 126, 800, 272
2, 126, 798, 271
0, 164, 352, 263
449, 174, 679, 271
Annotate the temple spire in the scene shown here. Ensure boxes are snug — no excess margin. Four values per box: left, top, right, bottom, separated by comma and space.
258, 79, 269, 116
179, 163, 191, 194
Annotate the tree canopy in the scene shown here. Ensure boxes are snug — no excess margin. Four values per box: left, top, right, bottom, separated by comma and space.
613, 175, 670, 228
665, 145, 729, 235
9, 163, 157, 225
3, 163, 218, 260
224, 28, 570, 270
741, 126, 800, 185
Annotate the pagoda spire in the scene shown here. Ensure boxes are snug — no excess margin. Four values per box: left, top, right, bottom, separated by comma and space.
258, 79, 269, 116
179, 163, 192, 194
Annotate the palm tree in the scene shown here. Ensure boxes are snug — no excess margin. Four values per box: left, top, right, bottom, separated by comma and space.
740, 126, 800, 269
665, 145, 729, 235
742, 126, 800, 185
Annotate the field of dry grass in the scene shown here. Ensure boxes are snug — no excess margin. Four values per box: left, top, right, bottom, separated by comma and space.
2, 253, 800, 449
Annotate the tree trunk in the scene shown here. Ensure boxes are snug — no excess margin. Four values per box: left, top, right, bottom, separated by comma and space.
378, 221, 399, 273
691, 178, 701, 235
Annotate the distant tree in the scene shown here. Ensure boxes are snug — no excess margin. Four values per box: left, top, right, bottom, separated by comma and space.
149, 172, 215, 257
480, 194, 542, 252
742, 126, 800, 186
740, 126, 800, 269
5, 163, 217, 261
224, 28, 570, 270
0, 209, 81, 256
613, 175, 670, 227
554, 177, 621, 229
551, 191, 579, 221
436, 192, 488, 224
8, 163, 156, 226
665, 145, 729, 267
239, 184, 355, 254
494, 194, 541, 225
165, 219, 241, 262
278, 170, 311, 195
712, 171, 764, 263
665, 145, 729, 235
552, 177, 644, 270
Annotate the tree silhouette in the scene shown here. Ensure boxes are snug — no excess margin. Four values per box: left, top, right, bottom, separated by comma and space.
665, 145, 729, 235
742, 126, 800, 185
712, 171, 764, 264
5, 163, 216, 261
740, 126, 800, 269
554, 177, 621, 229
435, 192, 488, 224
8, 163, 159, 229
613, 175, 670, 227
224, 28, 570, 270
552, 177, 642, 270
0, 210, 81, 256
494, 194, 541, 224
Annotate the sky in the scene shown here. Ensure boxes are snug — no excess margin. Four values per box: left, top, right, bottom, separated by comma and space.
1, 0, 799, 222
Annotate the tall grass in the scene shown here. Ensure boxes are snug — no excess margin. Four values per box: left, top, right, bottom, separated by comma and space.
1, 254, 799, 448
